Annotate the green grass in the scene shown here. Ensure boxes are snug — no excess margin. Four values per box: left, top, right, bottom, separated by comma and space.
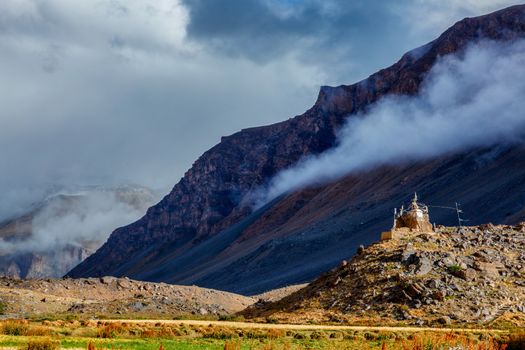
0, 320, 513, 350
0, 335, 372, 350
447, 264, 463, 272
0, 333, 510, 350
0, 337, 215, 350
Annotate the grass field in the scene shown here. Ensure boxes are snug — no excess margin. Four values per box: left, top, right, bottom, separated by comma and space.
0, 319, 521, 349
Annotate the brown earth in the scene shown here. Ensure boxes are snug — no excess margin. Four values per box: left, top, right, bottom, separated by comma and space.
252, 284, 308, 303
0, 277, 255, 319
0, 277, 308, 320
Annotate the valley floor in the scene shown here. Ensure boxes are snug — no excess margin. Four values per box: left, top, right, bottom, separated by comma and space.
0, 319, 520, 350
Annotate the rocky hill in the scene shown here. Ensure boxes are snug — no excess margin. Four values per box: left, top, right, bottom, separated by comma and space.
0, 186, 156, 279
68, 5, 525, 294
243, 224, 525, 327
0, 276, 255, 319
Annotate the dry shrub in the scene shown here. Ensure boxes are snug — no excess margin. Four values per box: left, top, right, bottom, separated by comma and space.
71, 326, 98, 338
27, 326, 52, 337
81, 320, 98, 327
1, 319, 29, 335
47, 320, 65, 327
202, 326, 237, 339
398, 332, 507, 350
244, 329, 269, 339
87, 341, 107, 350
140, 328, 158, 338
224, 340, 241, 350
158, 326, 177, 338
293, 332, 307, 340
310, 331, 327, 340
87, 340, 128, 350
1, 320, 51, 337
504, 332, 525, 350
97, 322, 128, 338
170, 326, 185, 337
267, 328, 285, 339
129, 325, 182, 339
26, 338, 59, 350
255, 344, 276, 350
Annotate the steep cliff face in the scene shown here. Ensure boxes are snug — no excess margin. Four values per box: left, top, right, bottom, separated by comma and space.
68, 5, 525, 293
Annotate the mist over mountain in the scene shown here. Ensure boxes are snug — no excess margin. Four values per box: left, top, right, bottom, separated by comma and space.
68, 5, 525, 294
257, 39, 525, 205
0, 185, 157, 278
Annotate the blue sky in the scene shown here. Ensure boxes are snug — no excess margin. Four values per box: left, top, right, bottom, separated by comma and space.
0, 0, 521, 218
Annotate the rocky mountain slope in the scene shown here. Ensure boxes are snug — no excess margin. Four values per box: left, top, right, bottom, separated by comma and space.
0, 186, 156, 279
242, 224, 525, 327
69, 5, 525, 294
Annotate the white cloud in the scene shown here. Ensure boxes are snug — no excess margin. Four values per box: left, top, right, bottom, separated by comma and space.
0, 0, 323, 221
257, 40, 525, 204
0, 0, 522, 222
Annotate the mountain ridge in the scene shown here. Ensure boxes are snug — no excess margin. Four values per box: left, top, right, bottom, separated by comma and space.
68, 4, 525, 294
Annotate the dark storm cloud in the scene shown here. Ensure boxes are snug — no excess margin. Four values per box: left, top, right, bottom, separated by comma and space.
183, 0, 523, 81
182, 0, 411, 79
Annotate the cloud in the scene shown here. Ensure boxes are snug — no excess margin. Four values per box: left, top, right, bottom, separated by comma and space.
18, 188, 154, 253
182, 0, 408, 81
0, 186, 156, 253
0, 0, 521, 223
182, 0, 523, 82
257, 39, 525, 204
0, 186, 157, 278
0, 0, 323, 221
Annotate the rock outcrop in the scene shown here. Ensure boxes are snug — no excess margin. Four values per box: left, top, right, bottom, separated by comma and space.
242, 224, 525, 327
68, 5, 525, 294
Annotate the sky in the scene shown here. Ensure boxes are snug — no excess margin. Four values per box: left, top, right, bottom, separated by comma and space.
0, 0, 522, 220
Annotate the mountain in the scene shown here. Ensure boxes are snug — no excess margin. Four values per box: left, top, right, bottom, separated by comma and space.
68, 5, 525, 294
241, 223, 525, 327
0, 186, 156, 278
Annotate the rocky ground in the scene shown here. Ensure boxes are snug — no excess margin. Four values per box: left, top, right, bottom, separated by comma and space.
0, 277, 306, 320
0, 277, 256, 319
253, 284, 308, 303
243, 224, 525, 327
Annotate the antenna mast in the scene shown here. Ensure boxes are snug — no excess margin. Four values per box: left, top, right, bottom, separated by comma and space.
455, 202, 467, 227
427, 202, 468, 227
